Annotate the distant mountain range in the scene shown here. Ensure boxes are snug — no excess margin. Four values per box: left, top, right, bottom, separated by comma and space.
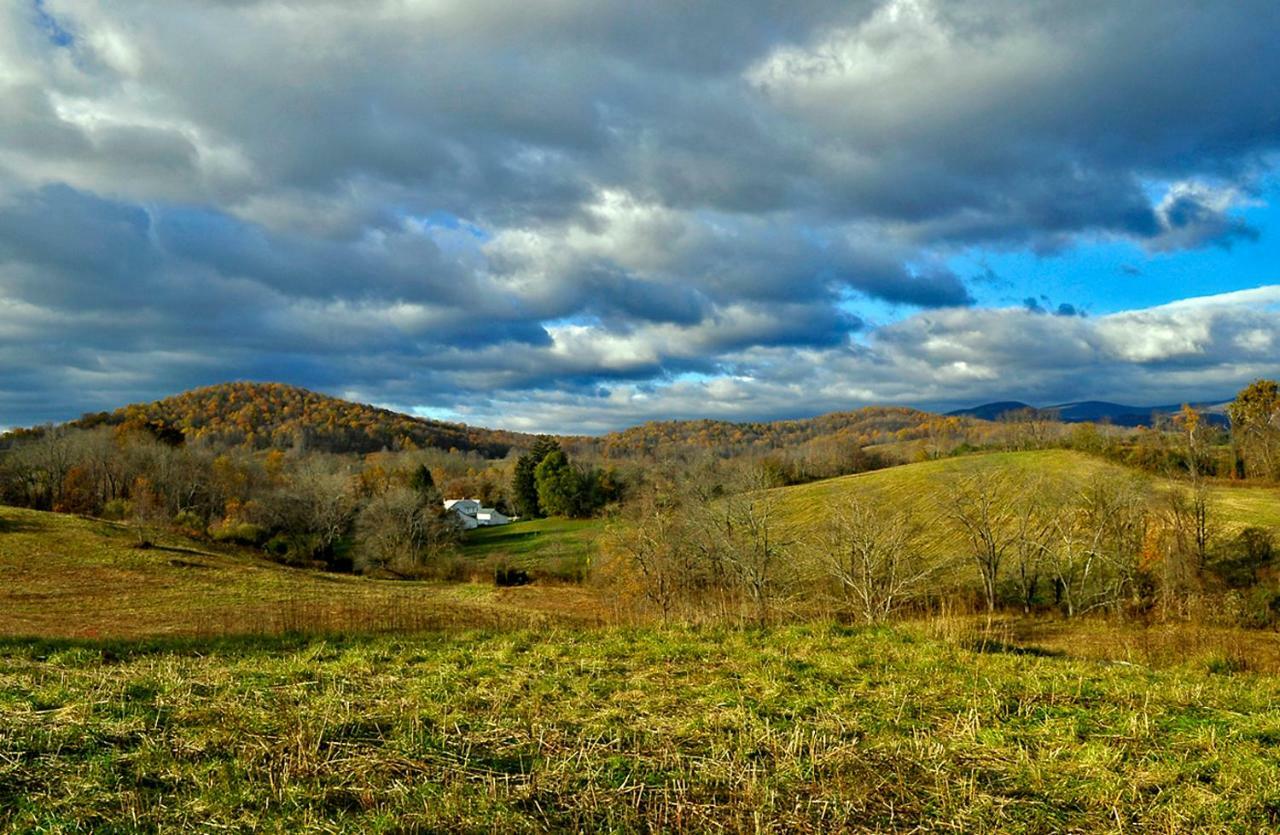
946, 399, 1231, 427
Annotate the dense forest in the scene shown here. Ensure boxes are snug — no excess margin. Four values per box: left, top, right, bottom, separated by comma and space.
21, 382, 539, 458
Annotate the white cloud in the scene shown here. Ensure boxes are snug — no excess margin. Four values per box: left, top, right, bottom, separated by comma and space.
1, 1, 1279, 427
448, 287, 1280, 432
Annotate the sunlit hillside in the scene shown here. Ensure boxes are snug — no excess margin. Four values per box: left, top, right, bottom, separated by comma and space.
0, 505, 599, 639
773, 449, 1280, 542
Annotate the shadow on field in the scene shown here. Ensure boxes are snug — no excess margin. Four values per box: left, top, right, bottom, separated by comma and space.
0, 515, 43, 534
0, 631, 435, 662
471, 529, 543, 548
964, 637, 1064, 658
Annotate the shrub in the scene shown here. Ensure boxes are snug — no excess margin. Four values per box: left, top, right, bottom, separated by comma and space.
495, 564, 532, 587
173, 510, 206, 536
211, 521, 267, 546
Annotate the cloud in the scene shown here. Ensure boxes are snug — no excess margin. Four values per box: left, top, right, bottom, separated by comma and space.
1023, 296, 1084, 317
449, 287, 1280, 432
0, 1, 1278, 428
6, 1, 1276, 241
1145, 181, 1260, 252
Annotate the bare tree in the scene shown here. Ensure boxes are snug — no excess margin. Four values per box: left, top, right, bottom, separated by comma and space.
944, 469, 1019, 613
816, 491, 933, 624
6, 426, 77, 510
129, 475, 168, 548
294, 457, 359, 563
701, 468, 796, 625
606, 491, 699, 622
1165, 481, 1215, 574
1010, 476, 1054, 614
999, 408, 1061, 451
1092, 476, 1151, 613
1046, 475, 1150, 617
355, 486, 459, 576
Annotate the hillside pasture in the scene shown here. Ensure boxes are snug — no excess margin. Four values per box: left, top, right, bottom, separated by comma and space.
774, 449, 1280, 544
0, 506, 602, 639
461, 517, 604, 582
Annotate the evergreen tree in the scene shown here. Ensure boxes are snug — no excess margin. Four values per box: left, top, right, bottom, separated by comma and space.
534, 449, 579, 517
512, 436, 560, 517
409, 463, 438, 504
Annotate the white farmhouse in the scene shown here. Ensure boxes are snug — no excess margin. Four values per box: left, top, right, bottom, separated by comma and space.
444, 498, 514, 529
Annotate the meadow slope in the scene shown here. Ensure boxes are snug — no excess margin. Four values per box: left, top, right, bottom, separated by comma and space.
0, 506, 602, 639
4, 453, 1280, 831
773, 449, 1280, 541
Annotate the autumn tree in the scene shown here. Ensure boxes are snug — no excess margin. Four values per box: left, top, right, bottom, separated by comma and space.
1228, 379, 1280, 480
1173, 404, 1208, 479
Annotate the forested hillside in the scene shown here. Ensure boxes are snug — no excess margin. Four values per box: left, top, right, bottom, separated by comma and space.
68, 382, 537, 457
588, 407, 966, 455
7, 382, 998, 465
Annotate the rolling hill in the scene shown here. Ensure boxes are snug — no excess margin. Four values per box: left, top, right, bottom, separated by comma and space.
70, 381, 539, 457
581, 406, 981, 459
7, 380, 989, 461
2, 380, 1237, 464
771, 448, 1280, 541
0, 504, 599, 638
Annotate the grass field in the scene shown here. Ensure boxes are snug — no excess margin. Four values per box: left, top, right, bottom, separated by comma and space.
461, 517, 604, 581
0, 506, 603, 639
4, 624, 1280, 832
774, 449, 1280, 538
5, 451, 1280, 831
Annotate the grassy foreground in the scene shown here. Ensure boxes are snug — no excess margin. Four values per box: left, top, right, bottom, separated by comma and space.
3, 625, 1280, 832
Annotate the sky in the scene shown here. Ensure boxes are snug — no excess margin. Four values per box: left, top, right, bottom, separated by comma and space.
1, 0, 1279, 434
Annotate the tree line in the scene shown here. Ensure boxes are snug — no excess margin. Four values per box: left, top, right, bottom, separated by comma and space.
0, 423, 500, 577
604, 463, 1277, 628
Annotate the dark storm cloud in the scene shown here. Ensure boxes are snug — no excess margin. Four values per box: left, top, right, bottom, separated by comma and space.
0, 0, 1278, 428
